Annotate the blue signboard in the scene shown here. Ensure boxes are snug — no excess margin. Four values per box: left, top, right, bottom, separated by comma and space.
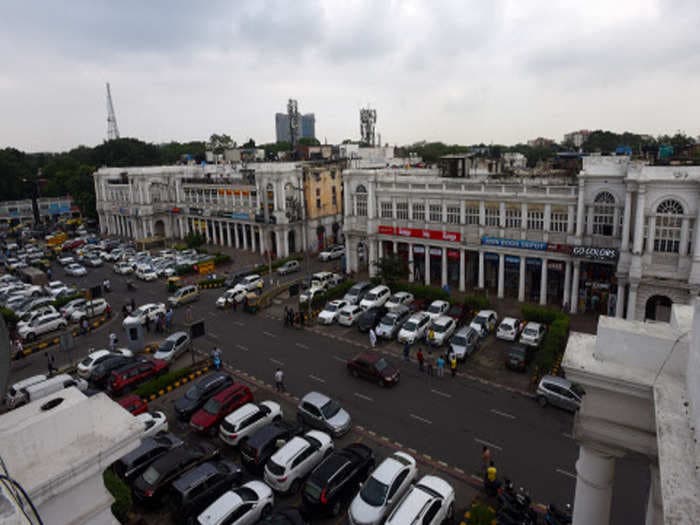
505, 256, 520, 265
481, 236, 547, 251
231, 212, 250, 221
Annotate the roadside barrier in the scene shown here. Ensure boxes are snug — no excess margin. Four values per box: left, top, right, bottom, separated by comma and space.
18, 312, 113, 358
141, 360, 212, 402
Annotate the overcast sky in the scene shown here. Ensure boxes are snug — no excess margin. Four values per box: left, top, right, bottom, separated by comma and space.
1, 0, 699, 152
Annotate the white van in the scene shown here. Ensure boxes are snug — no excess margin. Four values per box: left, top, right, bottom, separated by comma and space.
5, 374, 48, 408
11, 374, 88, 409
310, 271, 334, 290
359, 285, 391, 311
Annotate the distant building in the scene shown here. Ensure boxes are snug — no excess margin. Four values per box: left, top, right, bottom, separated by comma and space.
0, 196, 77, 226
275, 113, 316, 143
527, 137, 556, 148
563, 129, 592, 149
502, 152, 527, 170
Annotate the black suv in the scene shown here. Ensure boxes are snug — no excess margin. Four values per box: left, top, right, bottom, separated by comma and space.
113, 432, 184, 483
357, 306, 388, 333
169, 459, 242, 524
133, 443, 219, 505
302, 443, 375, 517
174, 372, 233, 421
505, 344, 534, 372
240, 421, 303, 473
89, 354, 135, 388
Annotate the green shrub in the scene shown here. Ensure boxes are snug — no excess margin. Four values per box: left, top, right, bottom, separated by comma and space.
521, 305, 562, 325
133, 366, 199, 398
103, 468, 132, 524
402, 283, 449, 302
463, 294, 491, 312
271, 254, 303, 270
197, 277, 225, 288
176, 264, 195, 276
213, 253, 231, 265
532, 311, 570, 374
53, 293, 83, 309
321, 280, 356, 303
173, 243, 187, 251
1, 307, 19, 331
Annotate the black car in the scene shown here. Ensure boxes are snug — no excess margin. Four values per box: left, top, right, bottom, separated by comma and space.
357, 306, 388, 333
133, 443, 219, 504
89, 354, 135, 388
169, 459, 242, 524
173, 372, 233, 421
302, 443, 375, 517
223, 269, 252, 288
113, 432, 184, 483
505, 344, 534, 372
240, 421, 303, 473
260, 508, 307, 525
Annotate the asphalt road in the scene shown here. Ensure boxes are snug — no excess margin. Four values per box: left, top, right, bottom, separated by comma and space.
7, 259, 649, 524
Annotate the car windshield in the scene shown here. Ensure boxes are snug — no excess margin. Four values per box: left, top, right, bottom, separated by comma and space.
474, 317, 487, 326
501, 322, 514, 330
203, 398, 221, 414
80, 356, 93, 366
365, 292, 377, 301
185, 385, 201, 401
141, 466, 161, 485
375, 358, 389, 372
524, 327, 537, 336
325, 304, 338, 312
451, 335, 467, 346
403, 320, 418, 331
428, 304, 443, 313
134, 307, 146, 316
360, 476, 389, 507
509, 347, 525, 358
158, 340, 174, 352
432, 323, 448, 333
388, 295, 401, 303
379, 314, 395, 326
321, 399, 341, 418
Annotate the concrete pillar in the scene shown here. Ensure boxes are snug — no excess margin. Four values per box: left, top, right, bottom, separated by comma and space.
679, 218, 690, 256
615, 280, 626, 318
621, 190, 632, 252
217, 221, 223, 246
567, 204, 576, 235
252, 226, 258, 254
645, 463, 663, 525
646, 215, 655, 256
575, 181, 585, 238
369, 240, 377, 277
572, 445, 616, 525
570, 261, 580, 314
693, 207, 700, 261
441, 247, 448, 287
204, 220, 211, 244
345, 237, 353, 274
497, 253, 505, 298
458, 249, 465, 292
540, 258, 548, 305
518, 257, 525, 302
544, 203, 552, 233
586, 206, 594, 236
274, 230, 282, 258
632, 187, 647, 255
478, 251, 484, 289
563, 260, 572, 308
283, 228, 290, 258
612, 206, 620, 237
408, 244, 414, 283
393, 241, 398, 254
226, 223, 232, 247
234, 224, 240, 248
424, 247, 430, 286
242, 225, 248, 250
626, 283, 638, 321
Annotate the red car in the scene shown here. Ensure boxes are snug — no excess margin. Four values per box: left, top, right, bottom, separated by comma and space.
62, 239, 85, 252
107, 358, 169, 396
119, 394, 148, 415
347, 351, 400, 387
189, 383, 253, 435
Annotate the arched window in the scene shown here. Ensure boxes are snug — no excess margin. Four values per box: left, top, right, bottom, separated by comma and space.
593, 191, 615, 236
355, 185, 368, 217
655, 199, 684, 253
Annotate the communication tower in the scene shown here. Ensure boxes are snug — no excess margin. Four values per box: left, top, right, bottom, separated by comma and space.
106, 82, 120, 141
360, 106, 376, 147
287, 99, 300, 147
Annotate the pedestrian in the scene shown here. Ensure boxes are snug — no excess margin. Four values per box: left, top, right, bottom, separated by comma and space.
450, 354, 457, 378
403, 340, 411, 361
427, 327, 435, 346
274, 368, 285, 392
185, 305, 193, 323
46, 267, 52, 280
14, 338, 23, 360
486, 460, 497, 485
283, 306, 290, 327
122, 304, 129, 318
232, 298, 238, 312
369, 328, 377, 349
109, 332, 117, 351
417, 348, 424, 371
436, 355, 445, 377
80, 317, 89, 335
212, 347, 222, 370
165, 308, 173, 330
426, 355, 434, 376
45, 352, 57, 376
144, 314, 151, 333
481, 446, 491, 477
130, 297, 136, 312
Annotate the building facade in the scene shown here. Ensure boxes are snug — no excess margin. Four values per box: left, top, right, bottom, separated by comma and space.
303, 163, 344, 251
343, 156, 700, 321
275, 113, 316, 143
0, 196, 77, 225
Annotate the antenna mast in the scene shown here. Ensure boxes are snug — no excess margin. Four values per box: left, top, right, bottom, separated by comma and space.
106, 82, 120, 140
360, 106, 376, 147
287, 99, 300, 148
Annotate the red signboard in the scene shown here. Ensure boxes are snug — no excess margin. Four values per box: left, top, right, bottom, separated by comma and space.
378, 225, 461, 243
447, 249, 460, 260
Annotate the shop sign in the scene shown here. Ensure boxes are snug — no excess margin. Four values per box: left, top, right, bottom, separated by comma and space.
171, 207, 182, 214
189, 207, 203, 216
547, 260, 565, 271
571, 246, 619, 262
429, 247, 442, 256
380, 225, 461, 243
481, 236, 547, 251
378, 225, 394, 235
231, 212, 250, 221
586, 281, 610, 290
547, 243, 571, 254
505, 256, 520, 265
447, 249, 460, 260
413, 245, 425, 254
526, 258, 542, 267
484, 253, 499, 261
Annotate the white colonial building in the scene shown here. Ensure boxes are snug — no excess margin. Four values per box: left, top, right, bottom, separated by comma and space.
343, 156, 700, 320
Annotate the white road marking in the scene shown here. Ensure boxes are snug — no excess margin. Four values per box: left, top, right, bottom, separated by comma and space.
474, 438, 503, 451
431, 388, 452, 398
410, 413, 432, 425
556, 468, 577, 480
490, 409, 516, 420
296, 342, 310, 350
309, 374, 326, 383
332, 355, 346, 363
354, 392, 373, 402
263, 331, 277, 338
208, 332, 220, 339
269, 358, 284, 366
236, 344, 249, 352
562, 432, 574, 439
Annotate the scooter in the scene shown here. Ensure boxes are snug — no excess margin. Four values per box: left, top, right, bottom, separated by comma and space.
497, 486, 537, 525
544, 504, 572, 525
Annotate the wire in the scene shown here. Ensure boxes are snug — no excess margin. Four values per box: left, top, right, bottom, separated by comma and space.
0, 475, 43, 525
653, 330, 689, 385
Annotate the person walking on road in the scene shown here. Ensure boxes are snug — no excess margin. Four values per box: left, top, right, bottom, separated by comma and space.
130, 297, 136, 312
185, 305, 193, 323
165, 307, 173, 331
109, 332, 117, 351
45, 352, 57, 376
426, 355, 434, 376
274, 368, 285, 392
450, 354, 457, 378
402, 340, 411, 361
481, 446, 491, 477
144, 314, 151, 333
436, 355, 445, 377
14, 339, 23, 360
369, 328, 377, 349
416, 348, 424, 371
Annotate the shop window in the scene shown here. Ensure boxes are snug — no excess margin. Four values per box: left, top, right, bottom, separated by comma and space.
380, 201, 393, 219
396, 202, 409, 220
485, 207, 499, 227
428, 204, 442, 223
551, 210, 568, 232
527, 209, 544, 230
593, 191, 615, 236
355, 184, 368, 217
446, 205, 460, 224
412, 202, 425, 221
654, 199, 683, 253
505, 207, 521, 228
331, 186, 337, 206
465, 205, 479, 225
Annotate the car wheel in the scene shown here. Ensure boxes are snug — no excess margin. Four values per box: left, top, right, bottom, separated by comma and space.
290, 479, 301, 494
446, 502, 455, 520
331, 500, 342, 516
538, 396, 548, 407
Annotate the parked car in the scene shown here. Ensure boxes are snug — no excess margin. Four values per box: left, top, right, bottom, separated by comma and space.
70, 298, 111, 322
168, 284, 200, 307
119, 394, 149, 415
4, 374, 48, 408
190, 383, 254, 435
113, 432, 184, 483
299, 286, 325, 305
7, 374, 87, 408
60, 297, 87, 318
57, 255, 75, 266
347, 352, 400, 387
374, 306, 410, 340
277, 260, 300, 275
302, 443, 375, 517
536, 375, 584, 412
124, 302, 166, 326
397, 312, 431, 344
520, 321, 546, 347
318, 245, 345, 261
384, 291, 414, 312
297, 391, 351, 437
263, 430, 334, 494
114, 261, 135, 275
348, 451, 418, 525
449, 327, 480, 361
65, 263, 87, 277
17, 311, 67, 341
337, 304, 363, 327
16, 305, 57, 332
445, 303, 469, 326
237, 274, 264, 292
343, 281, 373, 306
153, 331, 191, 362
45, 280, 70, 298
107, 358, 169, 395
357, 306, 387, 333
89, 354, 136, 388
240, 420, 304, 473
505, 344, 534, 372
77, 348, 133, 378
132, 442, 220, 504
426, 300, 450, 320
317, 300, 347, 325
359, 285, 391, 311
196, 480, 273, 525
136, 411, 168, 438
496, 317, 522, 341
135, 265, 158, 281
427, 315, 456, 347
85, 255, 103, 267
219, 401, 283, 446
174, 373, 234, 421
385, 475, 455, 525
469, 310, 498, 338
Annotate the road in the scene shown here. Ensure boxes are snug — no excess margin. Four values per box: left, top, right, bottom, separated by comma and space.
8, 259, 649, 524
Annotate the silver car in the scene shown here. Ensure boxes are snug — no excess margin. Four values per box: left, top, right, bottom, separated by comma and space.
536, 375, 584, 412
297, 391, 351, 437
375, 306, 410, 340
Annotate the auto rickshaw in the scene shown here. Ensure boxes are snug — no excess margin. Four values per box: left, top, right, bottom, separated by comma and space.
167, 276, 182, 293
243, 291, 261, 314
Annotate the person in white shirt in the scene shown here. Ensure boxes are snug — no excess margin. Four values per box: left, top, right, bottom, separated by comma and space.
274, 368, 285, 392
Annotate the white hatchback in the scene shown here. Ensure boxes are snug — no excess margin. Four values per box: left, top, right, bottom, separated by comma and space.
426, 300, 450, 320
426, 315, 456, 347
520, 322, 546, 347
497, 317, 521, 341
337, 304, 362, 327
197, 480, 274, 525
317, 300, 347, 325
384, 291, 414, 312
385, 475, 455, 525
219, 401, 282, 446
263, 430, 333, 494
397, 312, 431, 344
77, 348, 133, 378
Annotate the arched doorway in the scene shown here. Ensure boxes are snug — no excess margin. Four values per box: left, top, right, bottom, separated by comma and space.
316, 225, 326, 251
356, 241, 367, 271
288, 230, 296, 254
645, 295, 673, 322
154, 220, 165, 238
269, 231, 277, 256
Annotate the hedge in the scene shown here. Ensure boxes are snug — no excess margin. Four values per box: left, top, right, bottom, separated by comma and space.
103, 468, 132, 523
212, 253, 231, 265
521, 305, 570, 374
133, 366, 199, 398
53, 293, 84, 309
197, 277, 226, 288
463, 294, 491, 312
401, 283, 449, 302
1, 307, 18, 331
521, 305, 563, 325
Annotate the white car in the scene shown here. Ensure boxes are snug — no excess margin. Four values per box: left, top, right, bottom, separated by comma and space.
17, 284, 44, 298
426, 315, 456, 347
65, 263, 87, 277
318, 245, 345, 261
397, 312, 431, 344
216, 288, 241, 308
17, 306, 58, 332
239, 274, 264, 292
337, 304, 362, 327
135, 266, 158, 281
137, 411, 168, 438
385, 475, 455, 525
57, 255, 75, 266
469, 310, 498, 338
317, 300, 347, 325
17, 312, 67, 341
496, 317, 521, 342
153, 331, 190, 362
219, 401, 282, 446
277, 260, 300, 275
77, 348, 133, 378
84, 256, 103, 267
385, 291, 414, 312
299, 286, 325, 305
263, 430, 333, 494
45, 280, 70, 298
348, 451, 418, 525
426, 300, 450, 320
359, 285, 391, 311
61, 298, 87, 319
70, 298, 111, 322
197, 480, 273, 525
113, 262, 134, 275
520, 322, 546, 347
124, 302, 166, 326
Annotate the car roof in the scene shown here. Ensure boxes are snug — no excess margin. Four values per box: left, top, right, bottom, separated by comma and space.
389, 485, 433, 523
340, 304, 361, 312
271, 436, 309, 465
198, 490, 243, 524
371, 453, 414, 484
353, 352, 380, 364
430, 300, 448, 306
454, 326, 477, 337
501, 317, 518, 324
171, 461, 219, 493
301, 391, 330, 407
477, 310, 496, 316
166, 331, 188, 342
392, 291, 411, 298
368, 284, 388, 293
225, 402, 259, 423
432, 315, 453, 326
540, 375, 572, 388
246, 422, 288, 448
524, 321, 542, 328
407, 312, 428, 322
213, 383, 247, 400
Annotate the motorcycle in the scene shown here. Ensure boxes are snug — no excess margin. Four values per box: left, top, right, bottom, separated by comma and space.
497, 484, 537, 525
545, 504, 572, 525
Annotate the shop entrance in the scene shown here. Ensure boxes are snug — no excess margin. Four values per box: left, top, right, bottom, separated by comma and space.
429, 248, 442, 285
465, 251, 479, 289
484, 253, 499, 294
578, 262, 616, 314
447, 249, 460, 288
525, 258, 542, 303
504, 256, 520, 299
645, 295, 673, 322
413, 246, 425, 282
546, 261, 565, 306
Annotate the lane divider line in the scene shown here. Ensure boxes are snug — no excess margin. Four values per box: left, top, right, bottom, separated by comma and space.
474, 438, 503, 451
410, 413, 433, 425
490, 408, 516, 420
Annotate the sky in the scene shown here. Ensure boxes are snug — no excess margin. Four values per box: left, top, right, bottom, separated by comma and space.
1, 0, 699, 152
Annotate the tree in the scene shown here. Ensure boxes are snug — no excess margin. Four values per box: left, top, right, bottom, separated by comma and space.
298, 137, 320, 146
184, 232, 205, 249
243, 138, 256, 149
372, 255, 406, 288
207, 133, 235, 154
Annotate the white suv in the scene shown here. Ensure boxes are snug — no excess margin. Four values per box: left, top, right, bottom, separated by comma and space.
263, 430, 333, 494
317, 300, 347, 325
359, 285, 391, 311
18, 312, 67, 341
426, 315, 456, 347
385, 475, 455, 525
397, 312, 431, 344
520, 322, 546, 347
219, 401, 282, 446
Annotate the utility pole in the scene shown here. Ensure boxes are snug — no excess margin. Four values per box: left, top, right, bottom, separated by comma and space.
106, 82, 120, 141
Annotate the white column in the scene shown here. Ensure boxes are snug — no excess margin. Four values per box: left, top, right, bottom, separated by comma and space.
424, 247, 430, 286
615, 280, 626, 318
274, 230, 281, 257
621, 190, 633, 252
497, 253, 505, 298
632, 188, 647, 255
459, 249, 465, 292
544, 203, 552, 233
612, 206, 621, 237
392, 241, 398, 254
499, 202, 506, 228
217, 221, 223, 246
242, 225, 248, 250
570, 261, 580, 314
518, 257, 525, 302
645, 215, 655, 256
234, 224, 240, 248
645, 463, 663, 525
626, 283, 638, 321
479, 201, 485, 227
540, 259, 548, 305
408, 244, 414, 283
345, 237, 353, 274
441, 247, 448, 287
563, 261, 572, 308
283, 228, 290, 257
521, 202, 528, 231
679, 218, 690, 256
226, 223, 232, 247
572, 445, 616, 525
204, 220, 211, 244
252, 226, 259, 254
575, 181, 585, 237
478, 251, 485, 288
586, 206, 594, 236
693, 207, 700, 261
567, 205, 576, 235
368, 181, 376, 219
368, 240, 377, 277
